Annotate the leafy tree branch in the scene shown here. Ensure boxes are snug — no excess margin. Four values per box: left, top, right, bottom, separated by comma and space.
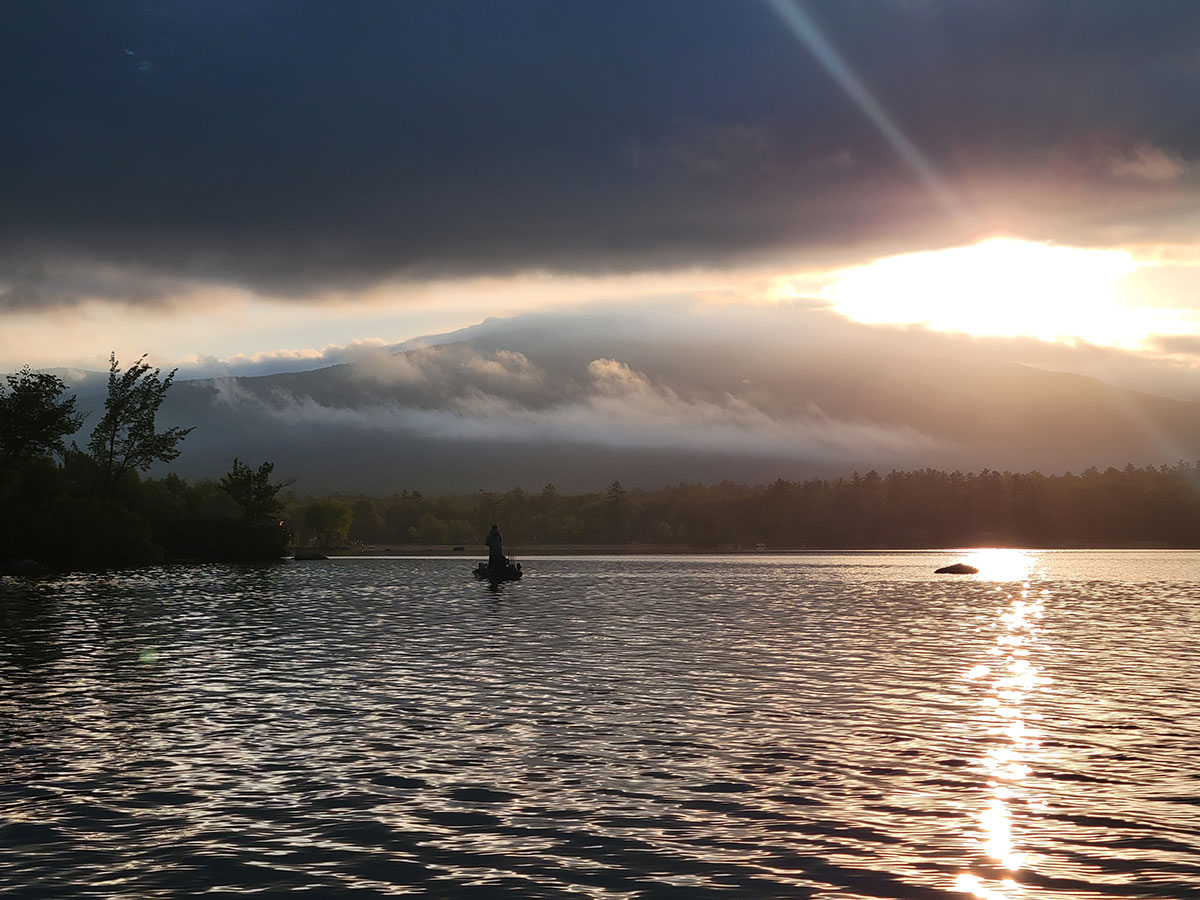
220, 458, 294, 525
0, 366, 83, 488
87, 353, 194, 505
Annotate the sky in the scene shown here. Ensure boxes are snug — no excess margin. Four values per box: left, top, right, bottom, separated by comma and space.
4, 0, 1200, 399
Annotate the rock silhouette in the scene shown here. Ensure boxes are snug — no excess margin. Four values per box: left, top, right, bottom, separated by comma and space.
935, 563, 979, 574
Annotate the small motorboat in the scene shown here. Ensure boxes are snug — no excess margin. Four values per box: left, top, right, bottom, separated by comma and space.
473, 560, 523, 582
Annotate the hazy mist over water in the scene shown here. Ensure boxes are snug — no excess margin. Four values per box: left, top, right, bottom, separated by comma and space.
2, 552, 1198, 898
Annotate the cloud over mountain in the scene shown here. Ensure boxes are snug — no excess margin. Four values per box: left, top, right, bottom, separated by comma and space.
208, 343, 944, 466
72, 304, 1189, 493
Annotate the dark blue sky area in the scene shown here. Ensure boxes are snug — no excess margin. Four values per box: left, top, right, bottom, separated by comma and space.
3, 0, 1198, 305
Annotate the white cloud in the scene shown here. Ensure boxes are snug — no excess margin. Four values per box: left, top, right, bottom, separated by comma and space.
213, 350, 944, 463
347, 345, 550, 393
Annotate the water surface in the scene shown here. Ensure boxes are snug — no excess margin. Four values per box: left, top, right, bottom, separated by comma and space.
2, 551, 1198, 898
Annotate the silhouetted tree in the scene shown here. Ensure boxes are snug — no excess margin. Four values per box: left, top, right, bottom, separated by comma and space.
606, 480, 628, 542
88, 353, 194, 506
0, 366, 83, 487
212, 458, 294, 559
220, 458, 292, 525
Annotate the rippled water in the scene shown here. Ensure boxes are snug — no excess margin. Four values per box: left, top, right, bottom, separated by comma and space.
2, 551, 1198, 898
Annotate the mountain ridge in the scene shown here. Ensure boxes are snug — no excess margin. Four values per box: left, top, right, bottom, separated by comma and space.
41, 312, 1200, 494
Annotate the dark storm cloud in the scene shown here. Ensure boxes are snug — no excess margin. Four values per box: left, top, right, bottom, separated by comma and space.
3, 0, 1199, 307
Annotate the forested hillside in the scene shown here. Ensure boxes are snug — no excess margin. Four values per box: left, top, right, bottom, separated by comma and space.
292, 462, 1200, 550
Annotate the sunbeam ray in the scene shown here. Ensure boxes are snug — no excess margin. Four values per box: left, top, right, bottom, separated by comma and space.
763, 0, 967, 218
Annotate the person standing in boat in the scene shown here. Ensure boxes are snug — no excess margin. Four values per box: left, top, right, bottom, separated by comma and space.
485, 524, 505, 568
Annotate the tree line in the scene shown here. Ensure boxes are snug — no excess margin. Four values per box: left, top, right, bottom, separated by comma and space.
0, 357, 290, 571
290, 463, 1200, 552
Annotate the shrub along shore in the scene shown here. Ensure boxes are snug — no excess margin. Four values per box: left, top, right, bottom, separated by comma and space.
1, 356, 289, 572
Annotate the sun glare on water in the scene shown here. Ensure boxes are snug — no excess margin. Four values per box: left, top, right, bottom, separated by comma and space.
824, 238, 1160, 346
963, 548, 1036, 582
954, 564, 1050, 899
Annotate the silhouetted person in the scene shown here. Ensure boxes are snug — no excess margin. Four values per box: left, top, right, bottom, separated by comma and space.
485, 525, 505, 568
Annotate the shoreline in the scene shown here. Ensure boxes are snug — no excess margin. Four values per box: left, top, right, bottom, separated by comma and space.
314, 541, 1189, 557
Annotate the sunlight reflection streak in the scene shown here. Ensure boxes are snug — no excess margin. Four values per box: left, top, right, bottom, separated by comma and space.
955, 554, 1047, 897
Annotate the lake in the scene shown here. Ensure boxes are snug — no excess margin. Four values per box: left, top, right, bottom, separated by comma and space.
1, 551, 1198, 898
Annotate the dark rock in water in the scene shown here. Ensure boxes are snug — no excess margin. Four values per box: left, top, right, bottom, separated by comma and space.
935, 562, 979, 574
293, 551, 329, 561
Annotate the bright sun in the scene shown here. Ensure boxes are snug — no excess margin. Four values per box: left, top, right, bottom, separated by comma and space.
821, 238, 1169, 346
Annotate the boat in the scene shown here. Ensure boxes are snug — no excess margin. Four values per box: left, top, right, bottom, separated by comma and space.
473, 560, 523, 582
